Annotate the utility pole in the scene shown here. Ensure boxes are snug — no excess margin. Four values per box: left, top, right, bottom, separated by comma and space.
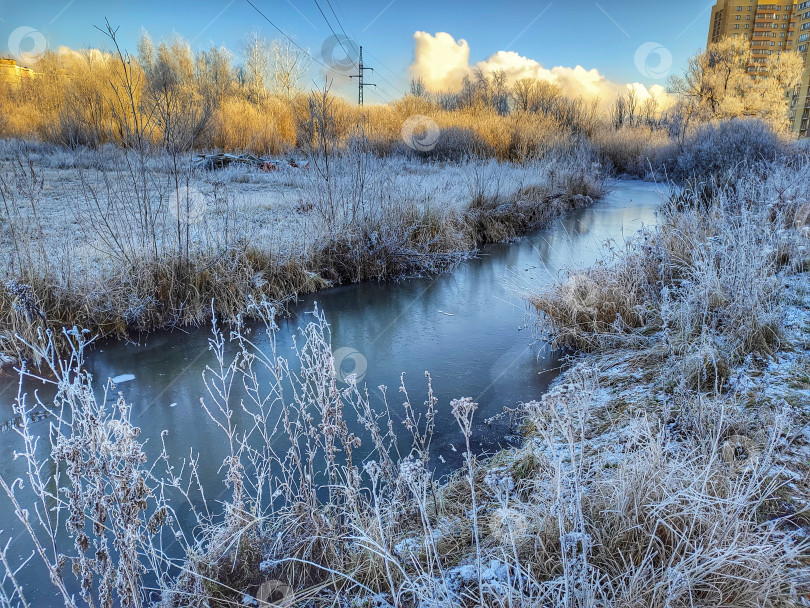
349, 46, 375, 106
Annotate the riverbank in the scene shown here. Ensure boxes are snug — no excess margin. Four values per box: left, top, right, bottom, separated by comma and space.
515, 163, 810, 605
0, 181, 661, 608
0, 140, 604, 366
4, 165, 807, 606
186, 159, 810, 607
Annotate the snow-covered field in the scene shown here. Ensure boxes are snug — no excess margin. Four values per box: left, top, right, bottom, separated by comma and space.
0, 141, 604, 363
0, 144, 593, 279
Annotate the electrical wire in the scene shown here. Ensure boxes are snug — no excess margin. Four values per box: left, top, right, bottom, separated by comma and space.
245, 0, 403, 103
324, 0, 353, 43
243, 0, 351, 81
313, 0, 359, 70
360, 47, 408, 98
326, 0, 409, 100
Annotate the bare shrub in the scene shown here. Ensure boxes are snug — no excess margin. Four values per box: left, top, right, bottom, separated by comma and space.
174, 327, 807, 607
591, 125, 673, 177
671, 119, 786, 181
209, 97, 296, 154
0, 329, 192, 607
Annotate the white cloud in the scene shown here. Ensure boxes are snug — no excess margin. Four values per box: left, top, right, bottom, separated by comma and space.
409, 32, 673, 110
411, 31, 472, 91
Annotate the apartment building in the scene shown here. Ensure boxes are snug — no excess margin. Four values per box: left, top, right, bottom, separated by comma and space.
708, 0, 810, 137
0, 58, 36, 87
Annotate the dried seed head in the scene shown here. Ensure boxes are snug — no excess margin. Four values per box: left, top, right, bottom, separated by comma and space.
363, 460, 382, 482
450, 397, 478, 426
484, 467, 515, 498
399, 456, 425, 486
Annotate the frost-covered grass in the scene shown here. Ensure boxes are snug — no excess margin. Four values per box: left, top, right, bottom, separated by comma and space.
2, 131, 808, 608
3, 287, 807, 607
527, 158, 810, 380
0, 141, 604, 364
517, 156, 810, 605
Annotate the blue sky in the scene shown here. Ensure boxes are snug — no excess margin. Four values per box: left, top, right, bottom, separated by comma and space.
1, 0, 714, 102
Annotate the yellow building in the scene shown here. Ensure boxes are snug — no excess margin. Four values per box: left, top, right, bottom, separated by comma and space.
0, 58, 36, 86
708, 0, 810, 137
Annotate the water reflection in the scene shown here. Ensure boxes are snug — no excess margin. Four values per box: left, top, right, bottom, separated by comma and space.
0, 180, 664, 606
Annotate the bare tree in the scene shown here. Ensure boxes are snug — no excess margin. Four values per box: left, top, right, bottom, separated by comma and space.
410, 76, 427, 98
611, 93, 627, 129
491, 69, 509, 115
142, 36, 213, 260
512, 78, 535, 112
241, 32, 270, 102
270, 39, 310, 101
669, 36, 803, 130
641, 94, 658, 128
195, 45, 235, 105
625, 87, 638, 127
512, 79, 564, 115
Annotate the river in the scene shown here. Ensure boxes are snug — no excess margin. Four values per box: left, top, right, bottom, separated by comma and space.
0, 179, 664, 606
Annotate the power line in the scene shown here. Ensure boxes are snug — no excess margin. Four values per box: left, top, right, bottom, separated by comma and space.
245, 0, 401, 104
326, 0, 408, 100
315, 0, 404, 102
243, 0, 351, 81
311, 0, 397, 105
348, 46, 376, 105
324, 0, 353, 47
367, 80, 394, 103
360, 47, 408, 98
370, 87, 395, 104
313, 0, 358, 70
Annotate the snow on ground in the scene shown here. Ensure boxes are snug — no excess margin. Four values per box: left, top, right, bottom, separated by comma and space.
0, 148, 563, 283
541, 270, 810, 524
